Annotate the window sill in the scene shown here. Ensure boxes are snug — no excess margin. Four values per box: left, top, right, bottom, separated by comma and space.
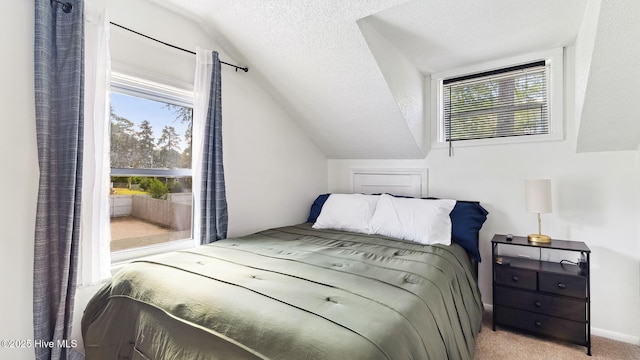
110, 238, 197, 271
432, 132, 564, 150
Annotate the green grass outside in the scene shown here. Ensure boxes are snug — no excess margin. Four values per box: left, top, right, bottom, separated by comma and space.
112, 188, 148, 195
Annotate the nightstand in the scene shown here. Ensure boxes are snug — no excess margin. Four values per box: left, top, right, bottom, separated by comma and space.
492, 234, 591, 355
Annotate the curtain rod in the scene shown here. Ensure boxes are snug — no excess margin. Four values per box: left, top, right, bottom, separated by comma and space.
110, 22, 249, 73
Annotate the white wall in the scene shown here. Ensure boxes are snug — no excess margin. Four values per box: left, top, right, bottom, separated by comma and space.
107, 0, 327, 236
1, 1, 326, 358
328, 46, 640, 344
0, 1, 38, 359
358, 17, 426, 155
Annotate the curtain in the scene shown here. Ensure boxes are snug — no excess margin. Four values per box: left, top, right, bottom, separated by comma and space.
33, 1, 85, 359
79, 2, 111, 287
192, 49, 228, 244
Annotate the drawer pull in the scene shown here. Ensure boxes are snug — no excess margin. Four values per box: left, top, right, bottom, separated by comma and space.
534, 301, 542, 307
557, 283, 566, 289
511, 276, 519, 282
534, 320, 542, 327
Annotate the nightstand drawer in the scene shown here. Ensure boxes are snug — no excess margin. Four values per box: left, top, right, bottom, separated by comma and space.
539, 273, 586, 299
495, 306, 586, 344
495, 286, 586, 322
494, 267, 536, 290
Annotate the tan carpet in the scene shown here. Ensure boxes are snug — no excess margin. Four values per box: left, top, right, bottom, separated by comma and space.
475, 312, 640, 359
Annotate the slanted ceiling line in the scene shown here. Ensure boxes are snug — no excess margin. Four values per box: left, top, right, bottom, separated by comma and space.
110, 22, 249, 73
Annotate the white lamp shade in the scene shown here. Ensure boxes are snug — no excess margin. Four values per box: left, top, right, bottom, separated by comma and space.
525, 179, 552, 214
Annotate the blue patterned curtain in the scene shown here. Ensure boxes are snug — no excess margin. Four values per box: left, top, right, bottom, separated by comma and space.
200, 51, 228, 244
33, 1, 84, 359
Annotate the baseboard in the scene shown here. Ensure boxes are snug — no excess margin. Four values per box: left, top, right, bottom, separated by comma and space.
591, 327, 640, 346
482, 302, 640, 346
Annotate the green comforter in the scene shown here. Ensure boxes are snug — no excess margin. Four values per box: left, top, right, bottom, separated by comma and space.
82, 223, 483, 359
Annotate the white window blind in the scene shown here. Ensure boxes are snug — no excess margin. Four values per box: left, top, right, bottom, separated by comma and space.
443, 61, 548, 142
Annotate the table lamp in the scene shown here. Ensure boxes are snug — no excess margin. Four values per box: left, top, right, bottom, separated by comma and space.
525, 179, 552, 243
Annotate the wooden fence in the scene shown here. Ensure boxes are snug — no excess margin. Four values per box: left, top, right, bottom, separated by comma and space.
110, 194, 192, 231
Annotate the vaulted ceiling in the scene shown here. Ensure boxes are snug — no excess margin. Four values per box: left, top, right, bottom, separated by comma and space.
151, 0, 639, 158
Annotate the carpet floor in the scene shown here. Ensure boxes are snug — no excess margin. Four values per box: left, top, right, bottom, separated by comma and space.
474, 312, 640, 359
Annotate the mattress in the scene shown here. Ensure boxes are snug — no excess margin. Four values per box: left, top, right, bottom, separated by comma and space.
82, 223, 483, 359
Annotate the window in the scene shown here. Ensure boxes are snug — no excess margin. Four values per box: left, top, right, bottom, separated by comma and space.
444, 61, 548, 141
433, 48, 563, 148
109, 73, 194, 258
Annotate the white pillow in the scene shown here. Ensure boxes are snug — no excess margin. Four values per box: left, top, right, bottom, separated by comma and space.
312, 194, 379, 234
369, 194, 456, 245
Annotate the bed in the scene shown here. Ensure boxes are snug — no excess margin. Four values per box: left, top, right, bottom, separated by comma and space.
82, 193, 487, 360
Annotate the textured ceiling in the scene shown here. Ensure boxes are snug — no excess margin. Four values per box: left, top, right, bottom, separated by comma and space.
363, 1, 586, 74
149, 0, 608, 158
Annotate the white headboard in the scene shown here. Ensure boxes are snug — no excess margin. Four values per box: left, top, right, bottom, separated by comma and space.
350, 168, 428, 198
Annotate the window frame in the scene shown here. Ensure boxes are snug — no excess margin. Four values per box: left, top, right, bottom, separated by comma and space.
430, 48, 564, 148
109, 72, 197, 265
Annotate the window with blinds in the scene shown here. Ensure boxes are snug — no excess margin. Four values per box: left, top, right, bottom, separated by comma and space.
442, 61, 549, 142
